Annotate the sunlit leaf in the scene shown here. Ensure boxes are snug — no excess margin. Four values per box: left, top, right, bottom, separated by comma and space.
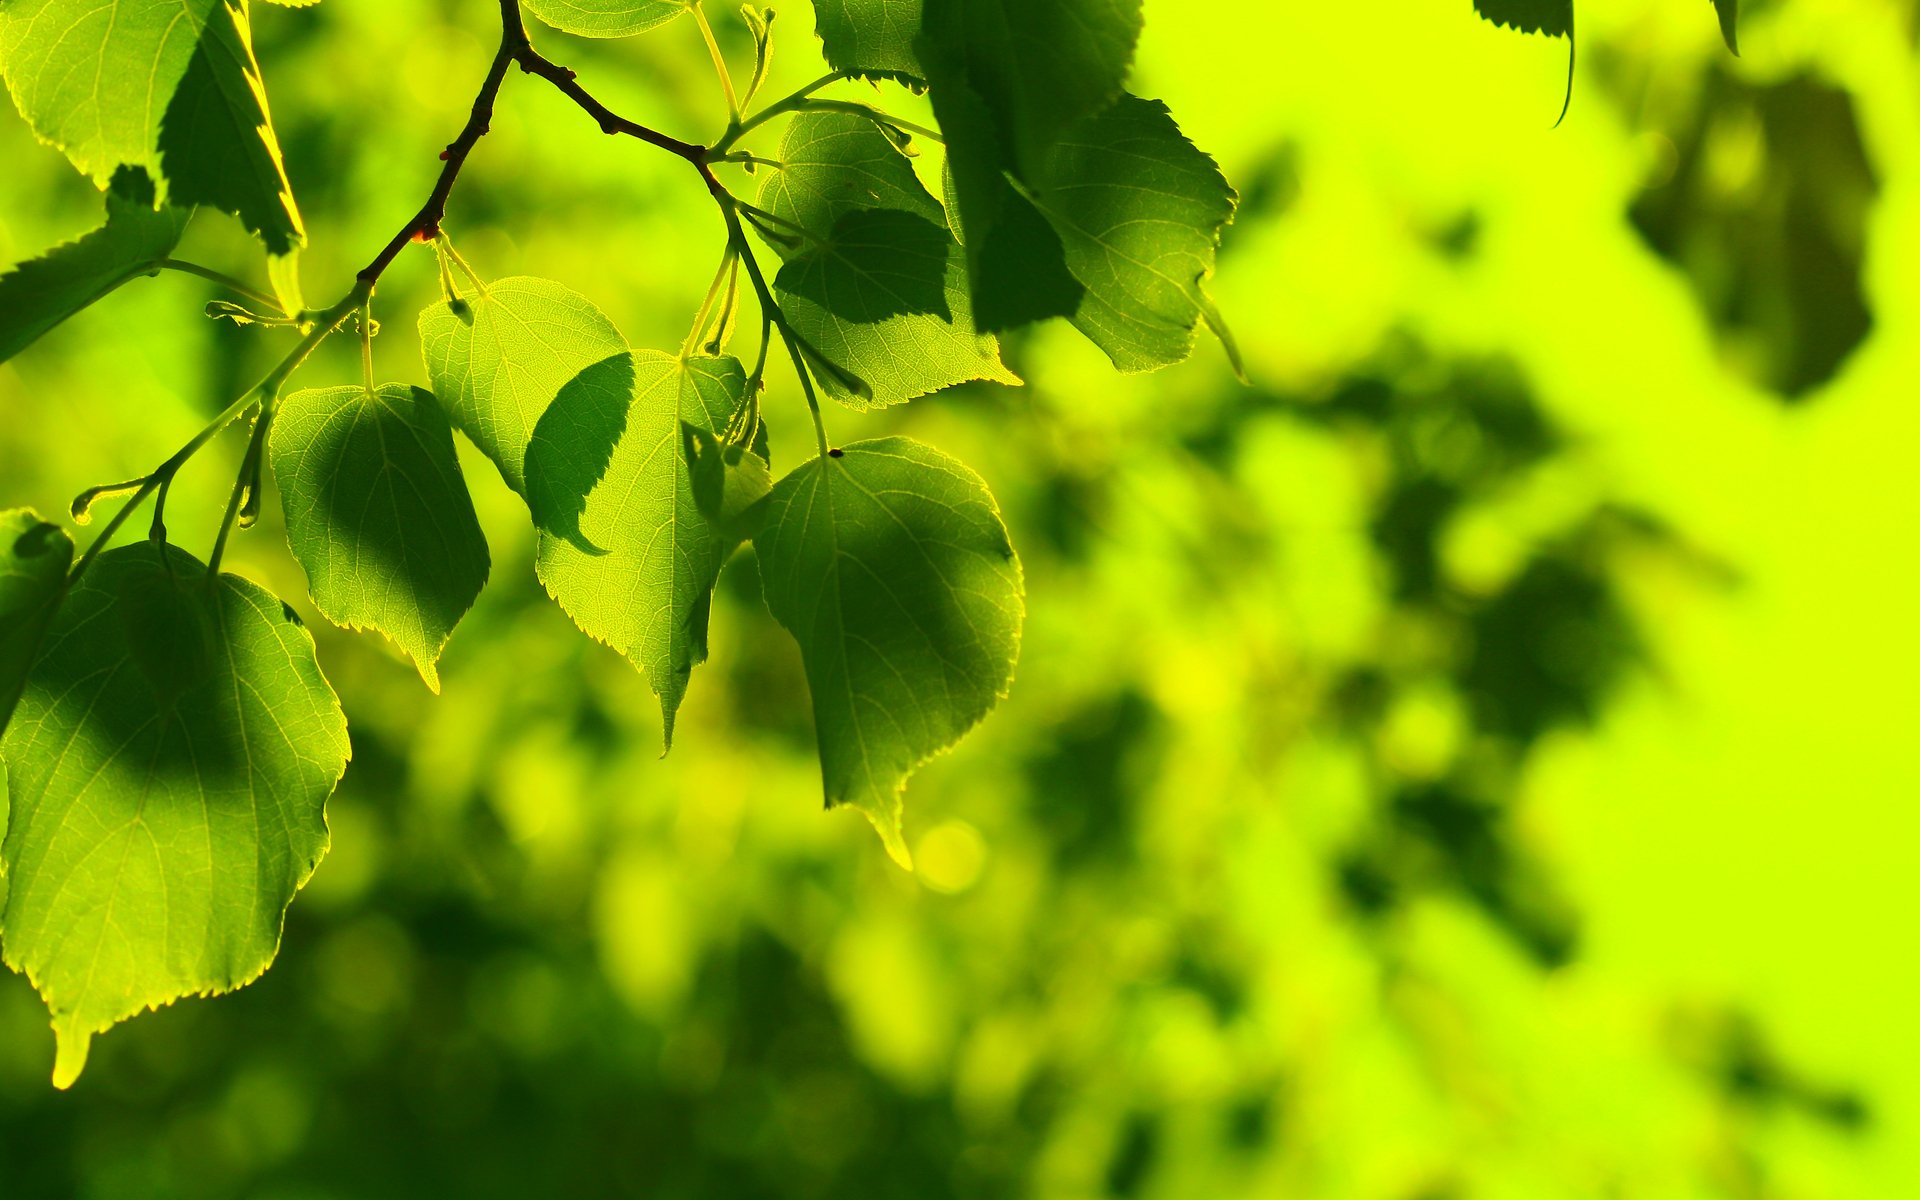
758, 112, 1018, 407
0, 168, 189, 365
522, 0, 687, 38
0, 510, 73, 736
813, 0, 924, 81
0, 543, 348, 1088
1030, 94, 1240, 374
753, 438, 1023, 865
271, 384, 491, 692
535, 352, 749, 748
418, 276, 627, 502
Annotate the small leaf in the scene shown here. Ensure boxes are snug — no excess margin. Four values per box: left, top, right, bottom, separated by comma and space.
813, 0, 925, 82
753, 437, 1024, 865
535, 353, 750, 748
0, 543, 349, 1088
0, 168, 189, 364
0, 510, 73, 736
270, 384, 491, 692
757, 113, 1018, 407
418, 276, 627, 500
1029, 94, 1240, 375
521, 0, 688, 38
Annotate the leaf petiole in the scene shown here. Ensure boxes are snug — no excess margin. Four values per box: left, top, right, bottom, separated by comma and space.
155, 259, 287, 314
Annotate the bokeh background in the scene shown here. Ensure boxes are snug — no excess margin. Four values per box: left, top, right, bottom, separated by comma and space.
3, 0, 1918, 1195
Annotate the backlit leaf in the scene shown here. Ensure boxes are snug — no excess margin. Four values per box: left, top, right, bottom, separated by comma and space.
813, 0, 924, 81
271, 385, 491, 692
753, 438, 1023, 865
0, 543, 348, 1088
758, 112, 1018, 407
535, 353, 749, 747
1030, 94, 1240, 374
418, 276, 627, 502
522, 0, 687, 38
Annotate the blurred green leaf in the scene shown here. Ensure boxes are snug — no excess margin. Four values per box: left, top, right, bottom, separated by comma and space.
418, 275, 627, 500
271, 384, 491, 692
758, 112, 1018, 407
753, 437, 1023, 865
0, 542, 347, 1089
0, 168, 189, 365
535, 352, 748, 749
0, 510, 72, 736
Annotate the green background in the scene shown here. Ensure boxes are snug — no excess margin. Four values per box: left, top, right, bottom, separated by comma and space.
2, 0, 1915, 1195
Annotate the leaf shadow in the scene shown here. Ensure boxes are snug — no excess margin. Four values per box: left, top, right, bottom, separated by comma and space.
525, 352, 637, 555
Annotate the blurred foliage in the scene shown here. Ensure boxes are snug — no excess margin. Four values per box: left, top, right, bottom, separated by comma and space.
2, 0, 1917, 1196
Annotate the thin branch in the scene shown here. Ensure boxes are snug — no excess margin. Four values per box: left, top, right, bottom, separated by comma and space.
513, 45, 724, 194
155, 259, 285, 312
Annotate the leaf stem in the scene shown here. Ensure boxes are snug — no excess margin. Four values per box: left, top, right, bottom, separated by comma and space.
714, 71, 850, 154
788, 100, 943, 145
726, 203, 829, 458
690, 1, 740, 123
156, 260, 287, 313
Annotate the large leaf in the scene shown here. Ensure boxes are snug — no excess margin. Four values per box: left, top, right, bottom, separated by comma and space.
813, 0, 925, 81
0, 168, 189, 365
0, 510, 73, 735
418, 276, 627, 503
271, 384, 491, 692
521, 0, 687, 38
534, 352, 749, 747
0, 543, 348, 1088
1030, 94, 1239, 374
757, 112, 1018, 407
753, 437, 1023, 865
0, 0, 304, 255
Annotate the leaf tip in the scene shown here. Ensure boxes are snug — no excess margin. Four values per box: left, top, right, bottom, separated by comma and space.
51, 1025, 90, 1090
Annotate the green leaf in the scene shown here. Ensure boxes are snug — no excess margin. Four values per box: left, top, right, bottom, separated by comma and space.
757, 112, 1018, 407
0, 168, 189, 365
753, 437, 1023, 866
1472, 0, 1571, 37
0, 0, 216, 188
1029, 94, 1240, 375
418, 276, 628, 502
270, 384, 491, 692
915, 0, 1142, 332
521, 0, 688, 38
0, 510, 73, 736
156, 0, 305, 255
0, 0, 304, 255
535, 353, 750, 748
0, 542, 348, 1088
813, 0, 925, 81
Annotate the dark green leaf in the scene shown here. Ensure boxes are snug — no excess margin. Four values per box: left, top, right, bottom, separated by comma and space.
0, 510, 73, 736
521, 0, 688, 38
1473, 0, 1572, 37
1030, 94, 1240, 374
1713, 0, 1738, 54
535, 353, 749, 748
418, 276, 628, 502
0, 168, 189, 365
157, 0, 305, 255
813, 0, 925, 81
757, 112, 1018, 406
682, 423, 771, 542
753, 437, 1023, 866
0, 543, 348, 1088
271, 384, 492, 692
